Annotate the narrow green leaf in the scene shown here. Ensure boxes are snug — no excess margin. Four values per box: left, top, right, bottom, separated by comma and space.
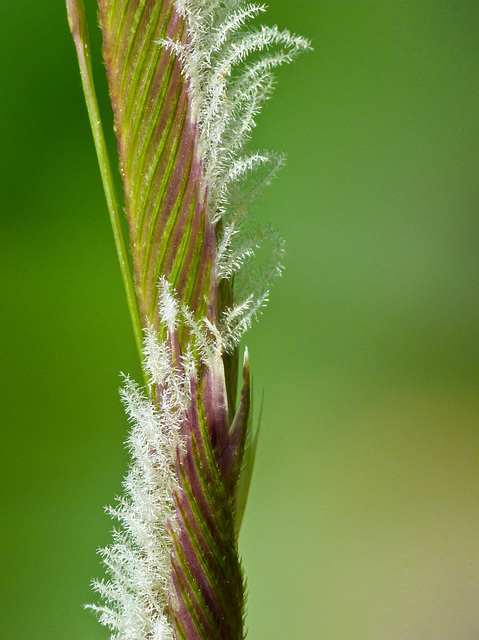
66, 0, 144, 363
234, 388, 262, 534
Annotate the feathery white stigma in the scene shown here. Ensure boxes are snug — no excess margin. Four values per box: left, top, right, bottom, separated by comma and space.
88, 327, 189, 640
160, 1, 310, 347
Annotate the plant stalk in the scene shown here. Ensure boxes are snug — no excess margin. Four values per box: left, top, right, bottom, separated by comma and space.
66, 0, 145, 371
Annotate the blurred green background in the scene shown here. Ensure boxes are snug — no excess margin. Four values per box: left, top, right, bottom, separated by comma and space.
1, 1, 479, 639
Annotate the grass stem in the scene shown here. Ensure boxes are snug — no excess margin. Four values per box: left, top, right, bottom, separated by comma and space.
66, 0, 145, 374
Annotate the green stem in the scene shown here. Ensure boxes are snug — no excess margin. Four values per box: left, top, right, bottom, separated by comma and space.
66, 0, 145, 373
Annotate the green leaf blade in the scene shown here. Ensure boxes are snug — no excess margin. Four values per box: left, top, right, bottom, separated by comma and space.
66, 0, 145, 363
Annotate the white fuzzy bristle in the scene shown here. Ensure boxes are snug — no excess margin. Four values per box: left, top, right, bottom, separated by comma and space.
158, 1, 310, 332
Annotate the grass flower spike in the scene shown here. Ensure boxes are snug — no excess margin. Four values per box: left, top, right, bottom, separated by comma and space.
66, 1, 310, 638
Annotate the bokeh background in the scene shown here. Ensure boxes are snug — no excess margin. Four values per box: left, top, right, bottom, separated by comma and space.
1, 1, 479, 639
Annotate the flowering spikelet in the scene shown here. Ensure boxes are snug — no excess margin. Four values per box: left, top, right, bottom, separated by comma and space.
66, 1, 309, 638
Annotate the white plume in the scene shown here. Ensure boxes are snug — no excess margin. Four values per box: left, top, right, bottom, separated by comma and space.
88, 326, 187, 640
160, 0, 310, 347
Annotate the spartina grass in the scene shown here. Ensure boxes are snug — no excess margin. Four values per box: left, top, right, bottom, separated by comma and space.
66, 1, 310, 638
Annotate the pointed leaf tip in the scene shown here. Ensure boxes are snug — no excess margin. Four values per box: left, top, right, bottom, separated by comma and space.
65, 0, 85, 41
220, 350, 251, 492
